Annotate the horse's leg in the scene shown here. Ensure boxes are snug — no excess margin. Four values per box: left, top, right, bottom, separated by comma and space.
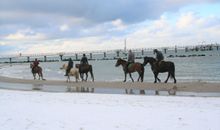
38, 73, 40, 80
123, 72, 127, 82
40, 71, 45, 80
66, 75, 70, 82
154, 72, 159, 83
157, 77, 161, 82
90, 70, 94, 82
137, 71, 143, 82
129, 73, 134, 82
80, 73, 84, 81
171, 71, 177, 83
75, 75, 78, 82
85, 73, 88, 81
165, 72, 170, 83
33, 73, 36, 80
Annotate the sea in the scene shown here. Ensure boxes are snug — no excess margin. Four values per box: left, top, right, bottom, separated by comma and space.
0, 48, 220, 83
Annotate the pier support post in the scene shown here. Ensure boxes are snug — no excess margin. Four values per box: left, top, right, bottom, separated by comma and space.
185, 47, 188, 52
164, 48, 167, 54
44, 56, 47, 62
175, 46, 177, 53
141, 49, 144, 56
75, 54, 78, 60
217, 46, 219, 50
27, 56, 30, 62
104, 52, 106, 59
90, 53, 92, 59
59, 54, 63, 61
116, 51, 119, 57
9, 58, 12, 63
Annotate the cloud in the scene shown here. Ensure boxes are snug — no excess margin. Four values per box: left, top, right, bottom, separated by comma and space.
59, 24, 70, 32
4, 28, 46, 41
1, 0, 218, 26
0, 1, 220, 55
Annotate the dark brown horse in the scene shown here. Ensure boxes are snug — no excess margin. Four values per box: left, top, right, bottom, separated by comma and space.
75, 64, 94, 82
143, 57, 176, 83
30, 64, 45, 80
115, 58, 144, 82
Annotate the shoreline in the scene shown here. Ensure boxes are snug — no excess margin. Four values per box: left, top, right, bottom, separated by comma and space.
0, 75, 220, 94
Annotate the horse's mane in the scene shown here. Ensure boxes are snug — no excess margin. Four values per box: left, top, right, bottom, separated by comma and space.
118, 58, 127, 62
144, 56, 156, 62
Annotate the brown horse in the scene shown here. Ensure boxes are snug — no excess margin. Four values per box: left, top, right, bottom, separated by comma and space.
30, 64, 45, 80
115, 58, 144, 82
143, 57, 176, 83
75, 64, 94, 82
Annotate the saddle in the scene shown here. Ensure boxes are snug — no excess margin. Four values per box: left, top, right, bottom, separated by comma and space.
128, 63, 134, 69
154, 61, 165, 69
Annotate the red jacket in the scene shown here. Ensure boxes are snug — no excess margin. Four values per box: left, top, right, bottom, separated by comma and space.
33, 60, 39, 67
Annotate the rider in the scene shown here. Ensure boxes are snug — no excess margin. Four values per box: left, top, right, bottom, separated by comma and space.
32, 58, 39, 72
65, 58, 73, 76
80, 54, 89, 65
153, 49, 164, 67
126, 50, 135, 72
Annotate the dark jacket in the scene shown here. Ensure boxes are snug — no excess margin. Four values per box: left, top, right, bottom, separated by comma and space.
80, 56, 88, 64
68, 59, 73, 68
156, 51, 164, 61
128, 51, 135, 63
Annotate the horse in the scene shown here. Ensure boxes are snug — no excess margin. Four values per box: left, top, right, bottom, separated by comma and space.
30, 64, 45, 80
75, 64, 94, 82
115, 58, 144, 82
143, 57, 176, 83
60, 63, 79, 82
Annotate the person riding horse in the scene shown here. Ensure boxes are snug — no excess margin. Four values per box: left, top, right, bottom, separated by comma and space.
65, 58, 73, 76
80, 54, 88, 65
32, 58, 39, 72
126, 50, 135, 72
153, 49, 164, 68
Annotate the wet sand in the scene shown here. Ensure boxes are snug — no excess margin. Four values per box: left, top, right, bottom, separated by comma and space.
0, 76, 220, 93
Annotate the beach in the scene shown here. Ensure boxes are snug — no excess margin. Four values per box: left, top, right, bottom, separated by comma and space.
1, 56, 220, 130
0, 89, 220, 130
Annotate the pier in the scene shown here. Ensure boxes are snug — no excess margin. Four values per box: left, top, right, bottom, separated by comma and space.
0, 44, 220, 63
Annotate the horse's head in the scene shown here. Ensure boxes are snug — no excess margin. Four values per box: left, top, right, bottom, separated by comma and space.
60, 63, 68, 70
115, 58, 125, 67
143, 57, 156, 66
75, 64, 80, 68
30, 63, 33, 69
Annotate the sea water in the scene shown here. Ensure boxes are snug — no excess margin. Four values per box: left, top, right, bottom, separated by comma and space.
0, 55, 220, 83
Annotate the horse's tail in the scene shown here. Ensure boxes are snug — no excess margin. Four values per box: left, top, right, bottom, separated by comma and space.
170, 62, 175, 79
76, 69, 80, 80
141, 64, 145, 82
38, 67, 45, 80
89, 65, 94, 82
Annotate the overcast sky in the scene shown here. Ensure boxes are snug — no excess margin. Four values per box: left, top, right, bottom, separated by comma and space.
0, 0, 220, 55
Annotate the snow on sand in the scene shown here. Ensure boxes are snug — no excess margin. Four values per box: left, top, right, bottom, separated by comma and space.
0, 89, 220, 130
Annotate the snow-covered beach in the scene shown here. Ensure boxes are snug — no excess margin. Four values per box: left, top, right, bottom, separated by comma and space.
0, 89, 220, 130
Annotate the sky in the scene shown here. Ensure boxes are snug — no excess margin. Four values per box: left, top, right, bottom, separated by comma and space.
0, 0, 220, 55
